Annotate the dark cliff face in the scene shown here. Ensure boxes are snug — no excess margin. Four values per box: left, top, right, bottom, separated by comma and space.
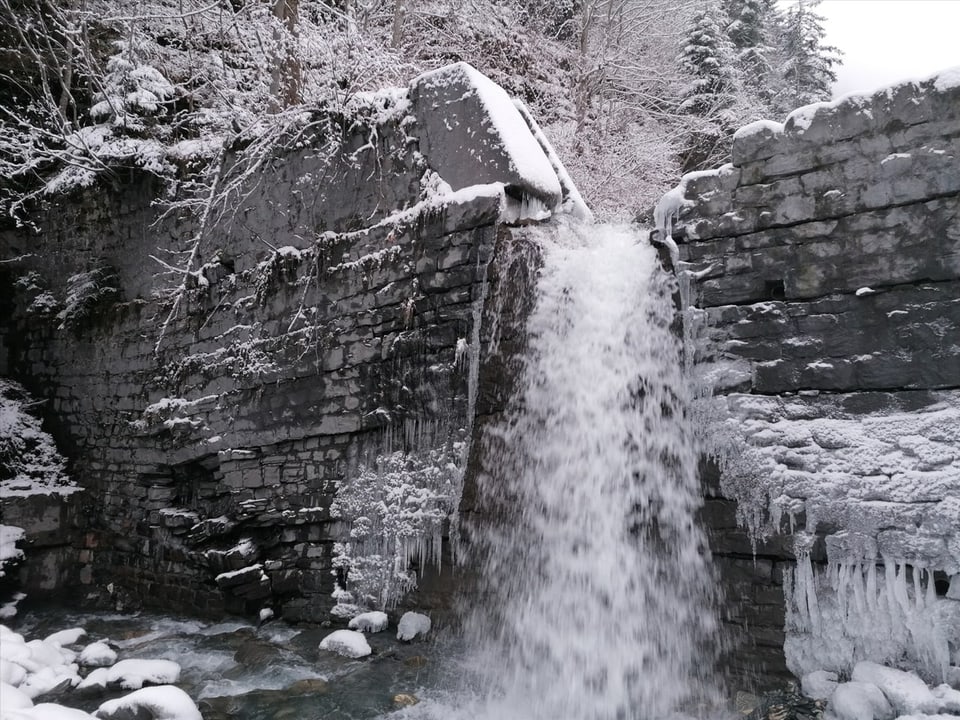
663, 71, 960, 687
0, 63, 574, 623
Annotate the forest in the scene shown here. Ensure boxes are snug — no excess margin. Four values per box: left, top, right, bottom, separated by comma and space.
0, 0, 840, 226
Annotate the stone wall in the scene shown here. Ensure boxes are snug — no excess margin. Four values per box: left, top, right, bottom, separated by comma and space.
660, 71, 960, 687
0, 63, 579, 623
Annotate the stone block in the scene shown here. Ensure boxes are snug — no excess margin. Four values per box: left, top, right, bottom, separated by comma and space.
409, 62, 561, 207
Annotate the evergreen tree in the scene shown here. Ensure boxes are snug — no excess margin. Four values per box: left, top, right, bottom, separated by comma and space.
677, 2, 740, 172
678, 3, 738, 116
723, 0, 777, 95
774, 0, 841, 113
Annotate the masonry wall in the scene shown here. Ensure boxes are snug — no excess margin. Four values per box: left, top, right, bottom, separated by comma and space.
0, 62, 577, 623
663, 73, 960, 688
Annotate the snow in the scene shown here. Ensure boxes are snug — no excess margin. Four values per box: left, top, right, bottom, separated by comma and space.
855, 287, 876, 296
95, 685, 202, 720
851, 662, 939, 715
511, 99, 592, 221
214, 564, 265, 583
932, 65, 960, 91
1, 681, 34, 709
830, 680, 893, 720
0, 380, 77, 498
802, 669, 839, 700
77, 659, 181, 691
0, 525, 25, 576
732, 118, 784, 141
77, 643, 116, 668
258, 608, 274, 624
318, 630, 372, 659
4, 704, 96, 719
348, 611, 389, 633
44, 629, 86, 648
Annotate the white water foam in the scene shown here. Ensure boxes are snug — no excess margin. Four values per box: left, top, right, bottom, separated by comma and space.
463, 220, 719, 720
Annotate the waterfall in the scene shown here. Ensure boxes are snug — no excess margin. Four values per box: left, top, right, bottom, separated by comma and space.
463, 220, 719, 720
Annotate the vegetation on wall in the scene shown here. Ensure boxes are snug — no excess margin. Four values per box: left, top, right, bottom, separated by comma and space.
0, 0, 841, 226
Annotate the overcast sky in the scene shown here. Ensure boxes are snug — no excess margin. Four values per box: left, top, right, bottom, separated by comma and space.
819, 0, 960, 97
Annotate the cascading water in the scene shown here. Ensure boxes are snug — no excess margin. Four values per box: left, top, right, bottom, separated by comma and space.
462, 219, 720, 720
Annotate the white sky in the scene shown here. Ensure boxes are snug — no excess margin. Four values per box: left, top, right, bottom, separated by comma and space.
819, 0, 960, 97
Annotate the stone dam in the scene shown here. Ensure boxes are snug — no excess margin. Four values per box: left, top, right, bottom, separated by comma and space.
2, 62, 960, 691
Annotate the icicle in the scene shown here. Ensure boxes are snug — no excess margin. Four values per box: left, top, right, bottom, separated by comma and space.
913, 565, 924, 611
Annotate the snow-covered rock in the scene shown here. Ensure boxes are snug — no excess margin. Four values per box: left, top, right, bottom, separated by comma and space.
77, 659, 180, 691
830, 681, 894, 720
318, 630, 371, 659
932, 683, 960, 713
396, 612, 431, 641
348, 611, 389, 634
6, 702, 98, 719
44, 630, 87, 648
1, 680, 34, 708
78, 643, 117, 668
851, 662, 938, 715
95, 685, 202, 720
802, 669, 839, 701
19, 665, 81, 699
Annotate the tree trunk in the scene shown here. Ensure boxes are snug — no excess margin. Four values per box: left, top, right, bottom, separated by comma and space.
269, 0, 300, 111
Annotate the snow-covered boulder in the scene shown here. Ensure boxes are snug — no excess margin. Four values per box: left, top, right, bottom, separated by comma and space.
830, 681, 894, 720
78, 643, 117, 668
19, 665, 80, 699
802, 669, 839, 701
1, 680, 34, 708
44, 629, 87, 648
78, 659, 180, 691
9, 702, 98, 719
348, 611, 388, 634
396, 612, 431, 641
318, 630, 371, 659
932, 683, 960, 713
851, 662, 938, 715
95, 685, 202, 720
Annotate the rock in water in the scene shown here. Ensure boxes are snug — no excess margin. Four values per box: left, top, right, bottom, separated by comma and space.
396, 612, 431, 641
393, 693, 419, 707
318, 630, 371, 658
348, 611, 389, 633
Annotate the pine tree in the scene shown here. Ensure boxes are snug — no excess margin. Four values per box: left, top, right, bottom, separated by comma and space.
677, 2, 741, 172
723, 0, 777, 95
773, 0, 841, 113
678, 3, 738, 117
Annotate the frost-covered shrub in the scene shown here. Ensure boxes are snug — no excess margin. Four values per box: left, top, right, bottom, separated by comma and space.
0, 379, 73, 495
330, 442, 465, 613
91, 36, 176, 131
56, 266, 120, 331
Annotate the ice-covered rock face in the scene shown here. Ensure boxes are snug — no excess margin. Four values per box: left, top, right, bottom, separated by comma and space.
662, 65, 960, 686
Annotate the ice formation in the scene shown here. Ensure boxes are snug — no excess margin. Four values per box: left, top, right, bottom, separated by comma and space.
465, 219, 717, 719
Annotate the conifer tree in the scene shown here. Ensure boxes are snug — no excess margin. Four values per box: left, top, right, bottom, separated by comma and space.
773, 0, 841, 113
677, 2, 740, 171
723, 0, 777, 96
